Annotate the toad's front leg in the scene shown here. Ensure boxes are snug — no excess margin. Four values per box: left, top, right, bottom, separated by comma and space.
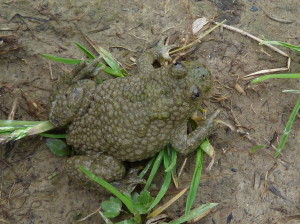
49, 56, 103, 127
171, 110, 219, 154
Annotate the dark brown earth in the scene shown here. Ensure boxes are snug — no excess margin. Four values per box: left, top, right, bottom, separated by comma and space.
0, 0, 299, 223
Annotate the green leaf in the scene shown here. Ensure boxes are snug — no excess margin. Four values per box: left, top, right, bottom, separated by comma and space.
41, 54, 82, 64
39, 133, 67, 138
139, 157, 155, 178
46, 138, 72, 156
133, 190, 154, 214
101, 196, 122, 218
98, 46, 123, 75
250, 145, 266, 153
148, 149, 172, 212
41, 54, 123, 77
164, 145, 177, 172
115, 218, 136, 224
185, 146, 203, 215
251, 73, 300, 84
200, 138, 214, 157
260, 41, 300, 54
168, 203, 218, 224
283, 89, 300, 94
0, 120, 44, 127
74, 42, 96, 59
275, 98, 300, 157
79, 167, 137, 216
144, 150, 164, 190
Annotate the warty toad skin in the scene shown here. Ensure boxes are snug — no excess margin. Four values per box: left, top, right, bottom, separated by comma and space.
49, 43, 218, 187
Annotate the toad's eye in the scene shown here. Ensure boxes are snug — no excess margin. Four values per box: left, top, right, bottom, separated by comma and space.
191, 85, 201, 99
173, 62, 184, 70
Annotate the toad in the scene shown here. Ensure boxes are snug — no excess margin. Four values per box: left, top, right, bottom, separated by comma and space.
49, 41, 218, 188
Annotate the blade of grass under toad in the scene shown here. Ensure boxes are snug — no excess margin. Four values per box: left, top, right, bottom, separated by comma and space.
147, 149, 172, 212
147, 187, 189, 219
27, 120, 56, 135
74, 41, 96, 59
0, 120, 44, 127
0, 120, 55, 143
144, 150, 164, 191
139, 157, 155, 178
185, 146, 203, 215
275, 98, 300, 157
260, 41, 300, 54
166, 146, 179, 188
251, 73, 300, 83
39, 133, 67, 138
80, 166, 136, 215
164, 145, 177, 172
165, 203, 218, 224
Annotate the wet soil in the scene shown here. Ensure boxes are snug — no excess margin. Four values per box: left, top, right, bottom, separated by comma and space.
0, 0, 299, 223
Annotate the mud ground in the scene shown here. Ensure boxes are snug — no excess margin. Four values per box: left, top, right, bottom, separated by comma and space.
0, 0, 299, 223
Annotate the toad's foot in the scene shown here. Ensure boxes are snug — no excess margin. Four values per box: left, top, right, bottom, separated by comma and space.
70, 55, 104, 82
156, 37, 178, 62
65, 153, 144, 193
110, 168, 146, 195
171, 110, 220, 154
136, 38, 178, 74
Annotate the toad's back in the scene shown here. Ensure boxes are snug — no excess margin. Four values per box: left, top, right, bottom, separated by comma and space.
67, 70, 194, 161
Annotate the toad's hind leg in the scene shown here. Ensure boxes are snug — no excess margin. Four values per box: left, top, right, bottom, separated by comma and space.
49, 57, 103, 127
65, 153, 145, 193
65, 153, 126, 188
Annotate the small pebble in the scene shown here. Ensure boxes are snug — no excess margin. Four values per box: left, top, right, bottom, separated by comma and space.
269, 114, 278, 123
250, 5, 258, 11
231, 168, 237, 172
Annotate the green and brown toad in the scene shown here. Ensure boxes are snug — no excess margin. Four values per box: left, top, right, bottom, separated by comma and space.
49, 42, 218, 188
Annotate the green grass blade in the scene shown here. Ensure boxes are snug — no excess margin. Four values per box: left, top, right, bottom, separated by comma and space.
80, 166, 136, 214
139, 157, 155, 178
251, 73, 300, 84
200, 138, 214, 157
283, 90, 300, 94
250, 145, 266, 153
41, 54, 82, 64
260, 41, 300, 54
185, 147, 203, 215
74, 42, 96, 59
0, 126, 24, 132
275, 98, 300, 157
0, 120, 55, 142
0, 120, 45, 127
39, 133, 67, 138
144, 150, 164, 191
167, 203, 218, 224
98, 47, 120, 71
42, 54, 124, 77
148, 149, 172, 211
27, 120, 56, 135
164, 145, 177, 172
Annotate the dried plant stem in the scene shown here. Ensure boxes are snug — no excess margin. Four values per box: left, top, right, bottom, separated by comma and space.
213, 22, 291, 80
